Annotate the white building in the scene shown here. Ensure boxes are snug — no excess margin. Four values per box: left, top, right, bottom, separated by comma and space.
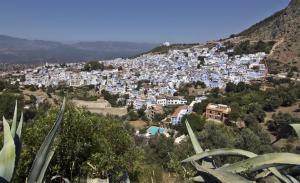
171, 105, 190, 125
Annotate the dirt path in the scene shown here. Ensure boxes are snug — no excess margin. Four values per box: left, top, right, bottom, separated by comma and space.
269, 38, 285, 57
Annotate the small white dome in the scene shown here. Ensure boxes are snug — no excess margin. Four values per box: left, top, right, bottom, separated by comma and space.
163, 42, 170, 46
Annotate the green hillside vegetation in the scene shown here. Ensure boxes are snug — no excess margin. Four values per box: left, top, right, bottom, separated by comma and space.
193, 80, 300, 123
1, 79, 300, 182
13, 102, 144, 182
226, 40, 275, 56
238, 9, 286, 38
147, 43, 199, 55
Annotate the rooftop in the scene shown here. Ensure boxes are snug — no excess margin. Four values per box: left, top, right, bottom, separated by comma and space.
171, 105, 188, 117
206, 103, 231, 113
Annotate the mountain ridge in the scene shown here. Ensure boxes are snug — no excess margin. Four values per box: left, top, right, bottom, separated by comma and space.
237, 0, 300, 70
0, 35, 157, 64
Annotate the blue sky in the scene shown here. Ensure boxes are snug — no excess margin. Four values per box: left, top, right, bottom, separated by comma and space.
0, 0, 289, 43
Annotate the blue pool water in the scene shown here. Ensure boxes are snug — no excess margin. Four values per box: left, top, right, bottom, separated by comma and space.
148, 126, 165, 135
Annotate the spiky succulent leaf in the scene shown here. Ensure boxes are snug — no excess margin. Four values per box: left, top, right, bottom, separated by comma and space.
16, 113, 23, 139
219, 153, 300, 173
10, 101, 18, 138
269, 167, 292, 183
27, 98, 66, 183
286, 175, 300, 183
190, 176, 205, 182
185, 120, 214, 173
183, 148, 291, 182
125, 172, 130, 183
290, 124, 300, 140
0, 117, 16, 182
185, 120, 203, 153
51, 175, 70, 183
191, 161, 253, 183
36, 149, 55, 183
182, 148, 257, 163
12, 112, 23, 180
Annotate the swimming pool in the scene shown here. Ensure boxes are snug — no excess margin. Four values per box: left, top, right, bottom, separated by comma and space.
148, 126, 165, 135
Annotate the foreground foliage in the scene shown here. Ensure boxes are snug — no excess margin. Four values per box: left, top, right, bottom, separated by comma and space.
0, 102, 23, 183
183, 120, 300, 183
14, 102, 144, 182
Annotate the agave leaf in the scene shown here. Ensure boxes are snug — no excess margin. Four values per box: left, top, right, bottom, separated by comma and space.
27, 98, 66, 183
252, 166, 291, 183
286, 175, 300, 183
190, 176, 205, 182
185, 120, 215, 170
125, 172, 130, 183
255, 169, 271, 179
51, 175, 70, 183
290, 124, 300, 140
12, 112, 24, 180
185, 120, 203, 153
182, 148, 257, 163
182, 148, 291, 183
269, 167, 292, 183
286, 166, 300, 177
191, 161, 253, 183
219, 153, 300, 174
11, 101, 18, 138
36, 149, 55, 183
16, 113, 23, 139
0, 117, 16, 182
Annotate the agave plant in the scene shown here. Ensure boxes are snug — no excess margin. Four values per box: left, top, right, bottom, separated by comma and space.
0, 101, 23, 183
0, 98, 66, 183
27, 98, 66, 183
182, 120, 300, 183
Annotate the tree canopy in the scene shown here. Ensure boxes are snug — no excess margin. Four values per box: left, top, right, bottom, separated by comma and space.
14, 102, 144, 182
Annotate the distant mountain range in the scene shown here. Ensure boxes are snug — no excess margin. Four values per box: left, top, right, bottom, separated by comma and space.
0, 35, 157, 64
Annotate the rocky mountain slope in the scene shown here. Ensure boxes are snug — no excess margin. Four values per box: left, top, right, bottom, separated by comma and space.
238, 0, 300, 70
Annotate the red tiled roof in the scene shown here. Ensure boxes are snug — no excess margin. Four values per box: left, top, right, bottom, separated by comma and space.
171, 105, 188, 117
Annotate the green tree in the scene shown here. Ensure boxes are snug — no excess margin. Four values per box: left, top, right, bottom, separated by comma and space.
137, 106, 146, 118
193, 100, 210, 114
176, 113, 206, 134
0, 93, 24, 120
144, 135, 174, 167
128, 110, 139, 121
0, 80, 9, 91
83, 61, 104, 71
14, 102, 144, 182
263, 95, 282, 111
246, 103, 265, 123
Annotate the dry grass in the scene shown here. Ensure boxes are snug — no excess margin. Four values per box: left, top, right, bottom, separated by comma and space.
73, 99, 127, 116
128, 120, 147, 129
22, 89, 57, 105
264, 101, 300, 122
263, 101, 300, 149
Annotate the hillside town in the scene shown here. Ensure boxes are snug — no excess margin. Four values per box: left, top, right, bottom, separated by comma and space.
4, 43, 266, 110
0, 42, 270, 132
21, 43, 266, 89
1, 43, 268, 122
2, 1, 300, 182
